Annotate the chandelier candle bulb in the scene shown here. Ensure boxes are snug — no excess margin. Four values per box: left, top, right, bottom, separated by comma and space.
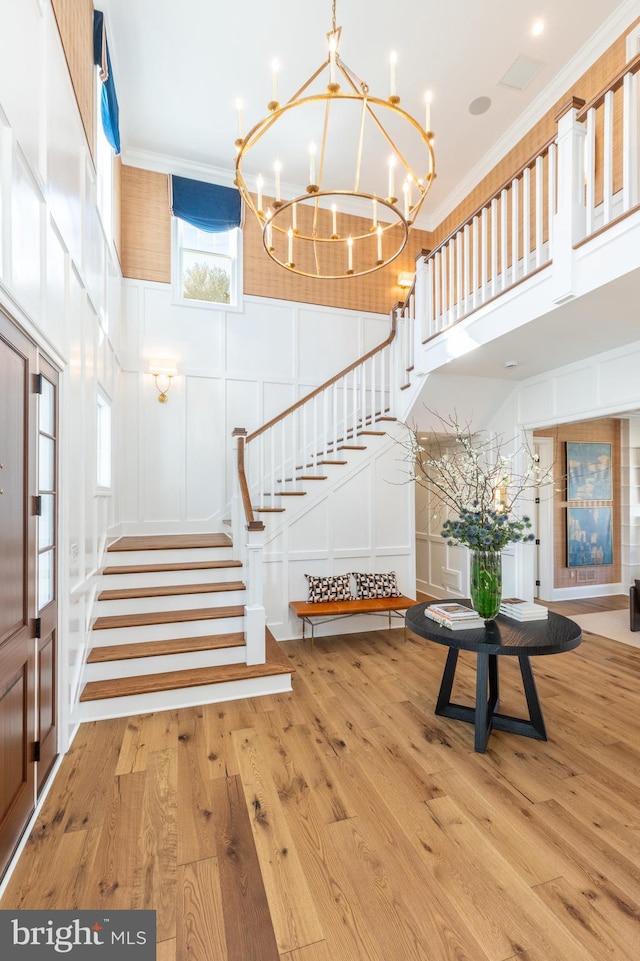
389, 50, 398, 98
331, 203, 338, 238
424, 90, 432, 133
287, 227, 294, 265
274, 160, 282, 202
376, 224, 383, 262
270, 59, 279, 108
388, 155, 396, 202
372, 197, 378, 229
308, 142, 316, 186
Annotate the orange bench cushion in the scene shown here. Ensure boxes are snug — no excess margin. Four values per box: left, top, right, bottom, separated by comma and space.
290, 596, 415, 618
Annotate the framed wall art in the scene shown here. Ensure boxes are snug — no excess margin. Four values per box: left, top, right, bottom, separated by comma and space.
566, 507, 613, 567
566, 442, 612, 500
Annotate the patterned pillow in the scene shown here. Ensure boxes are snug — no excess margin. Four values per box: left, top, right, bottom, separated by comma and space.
305, 573, 353, 603
352, 571, 401, 599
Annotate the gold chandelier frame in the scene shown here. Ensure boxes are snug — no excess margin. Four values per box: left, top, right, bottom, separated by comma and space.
233, 4, 436, 280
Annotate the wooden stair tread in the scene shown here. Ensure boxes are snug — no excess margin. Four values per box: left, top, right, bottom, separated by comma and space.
108, 533, 232, 552
80, 631, 292, 702
358, 430, 386, 436
92, 605, 244, 631
376, 416, 397, 422
103, 559, 242, 575
87, 632, 245, 663
273, 491, 307, 497
97, 580, 245, 601
338, 445, 367, 450
319, 459, 348, 465
297, 475, 328, 480
255, 507, 286, 513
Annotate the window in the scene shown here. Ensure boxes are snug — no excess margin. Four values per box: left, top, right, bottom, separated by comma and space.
173, 218, 242, 309
97, 392, 112, 489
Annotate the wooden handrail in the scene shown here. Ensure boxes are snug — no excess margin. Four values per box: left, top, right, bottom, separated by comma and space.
246, 304, 402, 443
232, 428, 264, 531
577, 50, 640, 121
421, 134, 557, 264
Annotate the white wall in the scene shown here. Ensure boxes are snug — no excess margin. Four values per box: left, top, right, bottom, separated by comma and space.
118, 280, 390, 532
0, 1, 123, 748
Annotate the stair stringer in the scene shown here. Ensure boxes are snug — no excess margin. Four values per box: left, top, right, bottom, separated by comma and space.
255, 421, 416, 641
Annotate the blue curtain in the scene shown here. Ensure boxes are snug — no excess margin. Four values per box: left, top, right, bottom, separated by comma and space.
93, 11, 121, 155
170, 176, 242, 233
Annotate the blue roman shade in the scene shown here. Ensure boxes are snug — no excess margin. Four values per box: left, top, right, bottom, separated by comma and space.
170, 176, 242, 233
93, 10, 121, 155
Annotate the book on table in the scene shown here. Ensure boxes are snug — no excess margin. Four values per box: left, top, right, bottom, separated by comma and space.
425, 604, 486, 630
499, 598, 548, 621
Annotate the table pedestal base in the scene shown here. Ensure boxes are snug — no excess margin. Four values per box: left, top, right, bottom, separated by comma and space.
435, 649, 547, 753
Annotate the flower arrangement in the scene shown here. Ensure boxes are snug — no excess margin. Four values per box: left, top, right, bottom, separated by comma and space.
405, 411, 551, 550
441, 509, 534, 551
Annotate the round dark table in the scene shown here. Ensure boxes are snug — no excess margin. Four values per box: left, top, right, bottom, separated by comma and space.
405, 602, 582, 752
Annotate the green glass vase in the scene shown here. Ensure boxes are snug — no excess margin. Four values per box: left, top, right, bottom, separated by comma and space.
470, 551, 502, 621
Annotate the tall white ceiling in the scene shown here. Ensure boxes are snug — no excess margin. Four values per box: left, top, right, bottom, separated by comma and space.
101, 0, 639, 228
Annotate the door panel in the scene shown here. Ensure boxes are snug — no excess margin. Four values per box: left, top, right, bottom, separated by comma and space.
0, 313, 36, 879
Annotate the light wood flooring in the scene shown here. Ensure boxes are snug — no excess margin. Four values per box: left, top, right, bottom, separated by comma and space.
3, 596, 640, 961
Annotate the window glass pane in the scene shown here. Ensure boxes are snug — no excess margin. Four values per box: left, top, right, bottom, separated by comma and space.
38, 549, 54, 610
40, 378, 55, 435
182, 251, 231, 303
39, 493, 55, 550
39, 435, 55, 491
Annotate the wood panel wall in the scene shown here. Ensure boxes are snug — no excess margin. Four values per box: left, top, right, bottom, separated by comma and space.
119, 165, 432, 311
534, 419, 621, 590
432, 19, 640, 247
50, 0, 95, 159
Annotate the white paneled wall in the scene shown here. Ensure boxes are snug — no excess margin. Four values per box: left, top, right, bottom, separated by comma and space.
119, 279, 389, 533
0, 1, 122, 748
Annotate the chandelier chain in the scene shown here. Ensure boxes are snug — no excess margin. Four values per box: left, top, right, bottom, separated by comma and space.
331, 0, 337, 34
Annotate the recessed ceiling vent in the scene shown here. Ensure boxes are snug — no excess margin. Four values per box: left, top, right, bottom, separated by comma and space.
500, 56, 543, 90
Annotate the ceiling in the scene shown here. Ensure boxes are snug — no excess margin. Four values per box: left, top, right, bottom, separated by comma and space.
101, 0, 638, 230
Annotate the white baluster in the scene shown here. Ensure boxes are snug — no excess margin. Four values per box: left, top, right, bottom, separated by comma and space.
603, 89, 614, 225
490, 197, 498, 298
522, 165, 531, 275
291, 409, 297, 490
511, 177, 519, 284
472, 215, 479, 310
623, 71, 638, 211
352, 367, 358, 438
455, 231, 462, 320
269, 429, 275, 506
434, 250, 441, 330
332, 383, 338, 455
547, 143, 556, 259
448, 239, 454, 326
585, 107, 595, 235
535, 155, 544, 267
500, 188, 508, 290
463, 224, 470, 315
312, 394, 318, 471
480, 208, 488, 303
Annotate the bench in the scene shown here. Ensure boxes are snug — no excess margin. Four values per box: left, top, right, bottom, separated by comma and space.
289, 595, 416, 641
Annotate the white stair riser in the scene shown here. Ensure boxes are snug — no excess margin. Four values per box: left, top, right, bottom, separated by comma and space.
94, 590, 246, 616
100, 566, 243, 589
105, 546, 234, 567
84, 644, 247, 681
91, 615, 244, 646
73, 673, 292, 723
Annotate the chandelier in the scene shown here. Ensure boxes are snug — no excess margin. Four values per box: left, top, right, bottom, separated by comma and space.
233, 0, 435, 280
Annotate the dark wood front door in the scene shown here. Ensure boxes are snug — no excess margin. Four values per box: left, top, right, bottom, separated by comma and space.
0, 311, 37, 878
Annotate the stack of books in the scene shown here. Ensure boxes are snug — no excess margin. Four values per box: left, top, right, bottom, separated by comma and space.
499, 598, 548, 621
425, 602, 486, 630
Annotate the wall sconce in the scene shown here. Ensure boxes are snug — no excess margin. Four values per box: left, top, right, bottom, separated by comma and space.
397, 271, 414, 289
148, 359, 178, 403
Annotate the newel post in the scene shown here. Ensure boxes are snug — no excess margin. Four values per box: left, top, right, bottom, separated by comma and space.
552, 96, 586, 305
244, 526, 266, 664
231, 428, 247, 568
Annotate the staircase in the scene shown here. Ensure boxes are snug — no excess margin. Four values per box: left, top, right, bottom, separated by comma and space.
75, 533, 293, 721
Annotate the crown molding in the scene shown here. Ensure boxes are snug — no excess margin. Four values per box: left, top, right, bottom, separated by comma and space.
427, 0, 640, 230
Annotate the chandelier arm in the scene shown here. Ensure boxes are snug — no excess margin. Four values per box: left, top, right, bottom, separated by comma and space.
363, 99, 429, 191
354, 95, 367, 193
284, 61, 329, 106
335, 57, 367, 98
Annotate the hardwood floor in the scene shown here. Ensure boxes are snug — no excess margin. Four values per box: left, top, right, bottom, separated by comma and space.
3, 597, 640, 961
